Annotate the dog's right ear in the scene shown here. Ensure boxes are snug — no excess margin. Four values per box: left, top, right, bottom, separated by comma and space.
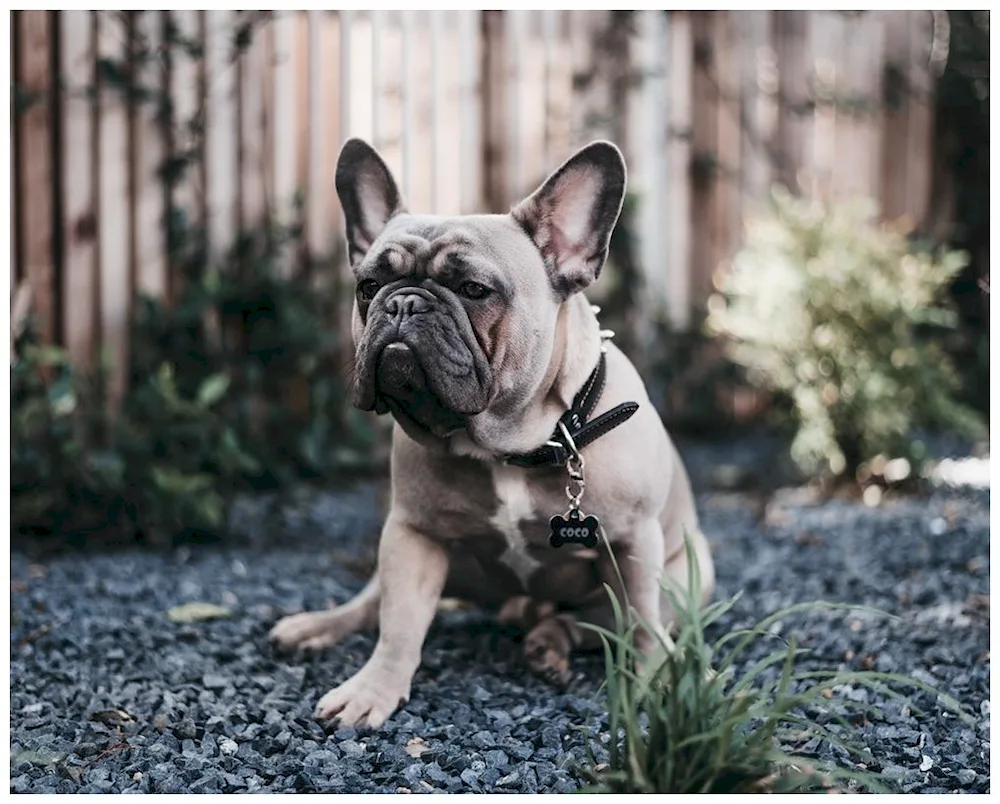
335, 138, 406, 266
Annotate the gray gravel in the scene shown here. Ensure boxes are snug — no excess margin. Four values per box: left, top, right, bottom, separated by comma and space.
9, 445, 990, 793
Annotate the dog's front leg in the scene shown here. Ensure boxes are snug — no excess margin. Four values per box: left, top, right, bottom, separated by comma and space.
617, 518, 672, 661
314, 515, 448, 729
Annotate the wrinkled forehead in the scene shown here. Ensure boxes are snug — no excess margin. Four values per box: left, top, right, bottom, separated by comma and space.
365, 213, 542, 271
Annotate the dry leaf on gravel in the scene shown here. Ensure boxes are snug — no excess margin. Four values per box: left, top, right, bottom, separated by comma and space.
166, 602, 232, 623
89, 709, 135, 728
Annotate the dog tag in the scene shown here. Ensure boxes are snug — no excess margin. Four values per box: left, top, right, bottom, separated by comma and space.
549, 508, 600, 549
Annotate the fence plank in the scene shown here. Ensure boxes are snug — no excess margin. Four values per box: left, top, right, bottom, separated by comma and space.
371, 10, 384, 149
689, 12, 719, 305
429, 11, 442, 211
880, 11, 911, 221
401, 12, 433, 212
773, 11, 810, 194
832, 12, 885, 201
293, 10, 310, 199
272, 11, 296, 235
305, 10, 327, 257
204, 10, 238, 257
632, 10, 668, 337
713, 11, 742, 290
59, 11, 98, 367
321, 13, 343, 237
904, 11, 934, 228
17, 11, 57, 346
805, 12, 839, 199
458, 11, 481, 213
371, 12, 402, 183
400, 10, 416, 197
437, 13, 464, 216
540, 10, 559, 170
167, 10, 203, 229
738, 11, 777, 212
480, 10, 506, 213
505, 11, 526, 202
11, 21, 18, 297
667, 11, 694, 331
133, 11, 168, 301
238, 16, 267, 233
545, 13, 573, 166
97, 11, 132, 408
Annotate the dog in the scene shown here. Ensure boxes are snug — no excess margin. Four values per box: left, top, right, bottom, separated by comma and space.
269, 138, 715, 729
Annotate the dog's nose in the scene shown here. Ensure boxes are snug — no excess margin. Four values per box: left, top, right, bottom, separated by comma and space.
376, 342, 426, 397
385, 291, 431, 319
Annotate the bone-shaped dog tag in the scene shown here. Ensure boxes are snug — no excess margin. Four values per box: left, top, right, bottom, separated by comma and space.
549, 508, 600, 549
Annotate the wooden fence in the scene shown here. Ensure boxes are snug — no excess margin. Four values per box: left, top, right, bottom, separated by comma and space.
10, 10, 943, 402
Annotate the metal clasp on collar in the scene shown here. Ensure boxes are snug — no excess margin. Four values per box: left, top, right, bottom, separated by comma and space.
558, 420, 586, 510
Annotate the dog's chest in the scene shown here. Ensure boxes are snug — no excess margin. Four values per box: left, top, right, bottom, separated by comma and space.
488, 465, 544, 587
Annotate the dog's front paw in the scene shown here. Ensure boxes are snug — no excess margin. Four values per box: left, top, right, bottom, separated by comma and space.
314, 665, 410, 729
268, 608, 357, 654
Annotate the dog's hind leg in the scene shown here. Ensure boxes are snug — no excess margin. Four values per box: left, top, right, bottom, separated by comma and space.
268, 573, 380, 654
497, 596, 582, 688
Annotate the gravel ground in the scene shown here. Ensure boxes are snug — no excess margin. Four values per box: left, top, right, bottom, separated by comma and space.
9, 443, 990, 794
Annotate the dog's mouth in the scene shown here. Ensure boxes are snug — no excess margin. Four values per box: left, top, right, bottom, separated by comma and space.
371, 343, 467, 440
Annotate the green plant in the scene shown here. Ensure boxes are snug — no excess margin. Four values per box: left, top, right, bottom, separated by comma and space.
579, 540, 973, 793
706, 190, 986, 478
11, 219, 377, 546
136, 215, 376, 487
11, 11, 379, 547
11, 318, 252, 544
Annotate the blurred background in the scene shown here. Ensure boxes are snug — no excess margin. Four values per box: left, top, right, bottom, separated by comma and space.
10, 10, 990, 544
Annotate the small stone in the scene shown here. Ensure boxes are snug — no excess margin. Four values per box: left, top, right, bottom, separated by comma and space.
73, 742, 102, 758
402, 764, 424, 784
540, 727, 561, 750
175, 719, 198, 740
471, 731, 496, 749
956, 769, 977, 786
919, 755, 934, 772
219, 738, 238, 756
340, 740, 365, 759
472, 686, 492, 701
497, 770, 519, 787
277, 666, 307, 690
484, 749, 509, 768
202, 674, 228, 691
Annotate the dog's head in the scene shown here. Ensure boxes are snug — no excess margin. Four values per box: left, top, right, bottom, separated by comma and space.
335, 138, 626, 450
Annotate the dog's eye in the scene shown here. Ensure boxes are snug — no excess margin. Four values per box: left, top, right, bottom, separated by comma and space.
357, 280, 380, 302
459, 281, 491, 300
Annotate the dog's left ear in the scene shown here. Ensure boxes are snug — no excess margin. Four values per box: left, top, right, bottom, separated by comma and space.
335, 138, 407, 267
511, 141, 627, 297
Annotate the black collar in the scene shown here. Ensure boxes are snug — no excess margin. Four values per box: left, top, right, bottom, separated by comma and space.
504, 353, 639, 468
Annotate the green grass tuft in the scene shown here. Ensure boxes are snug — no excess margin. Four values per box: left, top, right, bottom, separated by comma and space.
578, 535, 973, 794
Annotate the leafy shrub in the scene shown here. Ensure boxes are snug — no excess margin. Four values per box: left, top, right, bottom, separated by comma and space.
706, 190, 986, 478
581, 541, 972, 793
11, 220, 376, 547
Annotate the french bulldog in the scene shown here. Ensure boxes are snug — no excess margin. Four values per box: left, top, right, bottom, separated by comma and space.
269, 137, 715, 729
